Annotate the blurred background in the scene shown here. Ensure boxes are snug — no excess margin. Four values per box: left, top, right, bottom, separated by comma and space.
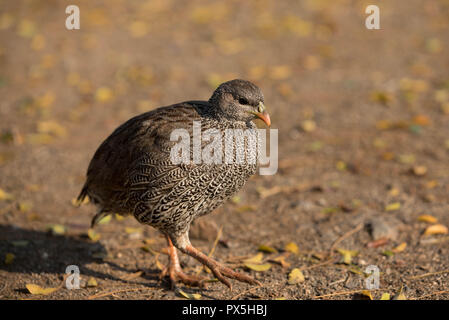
0, 0, 448, 299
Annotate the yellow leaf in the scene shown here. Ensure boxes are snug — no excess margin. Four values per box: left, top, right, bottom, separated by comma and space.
361, 290, 373, 300
301, 120, 316, 132
37, 121, 67, 138
424, 224, 448, 236
155, 254, 164, 270
336, 161, 346, 171
418, 214, 438, 224
17, 19, 36, 38
270, 65, 291, 80
71, 197, 89, 207
284, 242, 299, 255
412, 166, 427, 176
303, 55, 321, 70
371, 91, 393, 105
95, 87, 113, 102
337, 249, 358, 265
398, 154, 415, 164
36, 92, 55, 108
0, 13, 14, 30
26, 284, 58, 295
288, 268, 305, 284
5, 253, 15, 265
48, 224, 65, 235
87, 229, 101, 242
380, 293, 391, 300
244, 263, 272, 272
385, 202, 401, 212
236, 205, 256, 213
115, 213, 125, 221
392, 242, 407, 253
243, 253, 264, 264
177, 289, 201, 300
125, 227, 142, 234
412, 115, 431, 126
258, 245, 277, 253
0, 188, 14, 201
27, 133, 54, 145
388, 187, 400, 196
18, 202, 32, 212
97, 215, 111, 225
393, 287, 407, 300
128, 21, 149, 38
31, 34, 45, 51
87, 277, 98, 287
270, 254, 291, 268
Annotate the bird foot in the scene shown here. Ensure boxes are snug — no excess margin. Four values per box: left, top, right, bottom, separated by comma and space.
160, 264, 207, 289
207, 263, 262, 290
184, 245, 262, 290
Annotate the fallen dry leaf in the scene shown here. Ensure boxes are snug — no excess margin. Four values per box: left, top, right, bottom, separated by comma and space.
392, 242, 407, 253
125, 227, 143, 234
244, 263, 272, 272
87, 229, 100, 242
412, 165, 427, 176
48, 224, 66, 235
385, 202, 401, 212
97, 215, 111, 225
424, 224, 448, 236
5, 253, 15, 265
337, 249, 358, 265
418, 214, 438, 224
243, 253, 264, 264
284, 242, 299, 255
380, 293, 391, 300
87, 277, 98, 287
95, 87, 113, 102
177, 289, 201, 300
0, 188, 14, 201
258, 244, 277, 253
288, 268, 305, 284
26, 284, 59, 295
360, 290, 373, 300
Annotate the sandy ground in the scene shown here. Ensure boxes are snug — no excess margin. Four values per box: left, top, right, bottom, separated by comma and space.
0, 0, 448, 300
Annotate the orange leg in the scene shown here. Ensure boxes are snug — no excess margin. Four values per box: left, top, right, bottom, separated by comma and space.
183, 244, 262, 290
160, 235, 207, 289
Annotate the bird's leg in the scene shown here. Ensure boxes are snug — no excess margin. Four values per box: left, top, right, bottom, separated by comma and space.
177, 237, 262, 290
160, 234, 207, 289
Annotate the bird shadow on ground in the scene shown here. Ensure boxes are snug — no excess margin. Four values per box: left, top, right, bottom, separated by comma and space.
0, 224, 155, 286
0, 224, 223, 297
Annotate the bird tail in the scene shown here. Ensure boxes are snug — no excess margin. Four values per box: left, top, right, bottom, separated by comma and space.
91, 210, 110, 228
76, 184, 89, 206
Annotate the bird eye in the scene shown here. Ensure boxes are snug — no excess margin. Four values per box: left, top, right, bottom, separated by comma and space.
238, 97, 249, 105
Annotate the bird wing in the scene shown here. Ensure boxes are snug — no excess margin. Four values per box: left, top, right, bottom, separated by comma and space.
78, 101, 212, 210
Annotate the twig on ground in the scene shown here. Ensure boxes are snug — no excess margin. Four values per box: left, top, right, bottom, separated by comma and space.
88, 287, 149, 300
329, 223, 364, 254
418, 290, 449, 299
409, 269, 449, 280
314, 288, 382, 299
230, 284, 263, 300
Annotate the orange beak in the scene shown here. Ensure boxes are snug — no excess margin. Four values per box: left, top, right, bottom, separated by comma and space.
254, 110, 271, 127
253, 102, 271, 127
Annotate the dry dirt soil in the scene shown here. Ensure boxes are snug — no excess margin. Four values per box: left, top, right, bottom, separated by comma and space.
0, 0, 448, 300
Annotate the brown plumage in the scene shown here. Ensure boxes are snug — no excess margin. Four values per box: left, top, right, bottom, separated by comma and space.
78, 79, 271, 289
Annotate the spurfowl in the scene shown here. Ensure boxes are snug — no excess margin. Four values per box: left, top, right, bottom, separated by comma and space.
78, 79, 271, 289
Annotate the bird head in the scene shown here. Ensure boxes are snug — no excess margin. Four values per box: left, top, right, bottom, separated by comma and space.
209, 79, 271, 127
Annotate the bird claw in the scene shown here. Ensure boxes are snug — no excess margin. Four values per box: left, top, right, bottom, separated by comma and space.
160, 266, 208, 289
209, 264, 261, 290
